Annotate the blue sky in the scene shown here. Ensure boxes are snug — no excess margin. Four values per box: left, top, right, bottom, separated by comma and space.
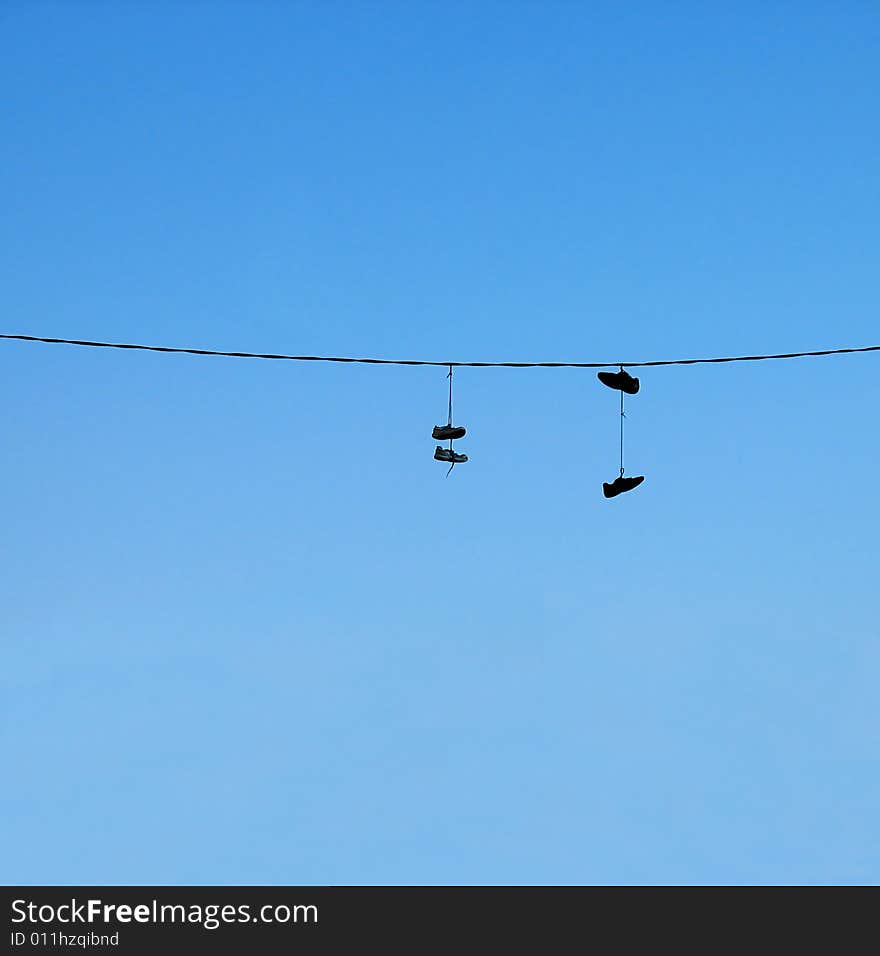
2, 2, 878, 885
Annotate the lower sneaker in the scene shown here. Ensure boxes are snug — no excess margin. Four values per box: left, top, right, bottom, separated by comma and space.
434, 446, 468, 464
597, 369, 640, 394
602, 474, 645, 498
432, 424, 467, 441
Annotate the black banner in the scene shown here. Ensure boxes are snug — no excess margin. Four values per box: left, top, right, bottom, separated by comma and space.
3, 886, 874, 953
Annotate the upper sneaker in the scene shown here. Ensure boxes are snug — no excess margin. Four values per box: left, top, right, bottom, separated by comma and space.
432, 424, 467, 441
597, 369, 640, 394
435, 446, 468, 464
602, 474, 645, 498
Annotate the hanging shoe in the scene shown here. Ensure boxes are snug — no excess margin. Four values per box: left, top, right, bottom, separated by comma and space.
597, 369, 640, 394
432, 424, 467, 441
434, 446, 467, 464
602, 474, 645, 498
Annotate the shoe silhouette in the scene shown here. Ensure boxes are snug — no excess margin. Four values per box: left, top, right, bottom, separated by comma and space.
432, 424, 467, 441
434, 446, 468, 464
597, 369, 640, 394
602, 474, 645, 498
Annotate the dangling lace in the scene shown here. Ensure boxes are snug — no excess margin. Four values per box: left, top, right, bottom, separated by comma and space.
619, 375, 625, 478
447, 365, 456, 476
447, 364, 454, 428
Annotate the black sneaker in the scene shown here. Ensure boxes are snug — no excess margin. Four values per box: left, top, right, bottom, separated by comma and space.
602, 475, 645, 498
434, 446, 468, 464
597, 369, 640, 394
432, 424, 467, 441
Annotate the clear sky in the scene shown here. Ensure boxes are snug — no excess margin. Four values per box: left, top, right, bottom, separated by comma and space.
2, 2, 878, 886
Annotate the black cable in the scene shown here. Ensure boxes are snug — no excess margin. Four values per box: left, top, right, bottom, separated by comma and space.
1, 333, 879, 369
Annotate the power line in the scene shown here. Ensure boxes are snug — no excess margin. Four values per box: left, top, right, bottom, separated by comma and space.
1, 332, 879, 369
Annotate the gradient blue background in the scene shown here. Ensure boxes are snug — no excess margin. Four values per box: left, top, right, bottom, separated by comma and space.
2, 2, 878, 885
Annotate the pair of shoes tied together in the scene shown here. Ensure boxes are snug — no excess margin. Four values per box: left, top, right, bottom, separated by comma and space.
434, 366, 468, 476
597, 366, 645, 498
